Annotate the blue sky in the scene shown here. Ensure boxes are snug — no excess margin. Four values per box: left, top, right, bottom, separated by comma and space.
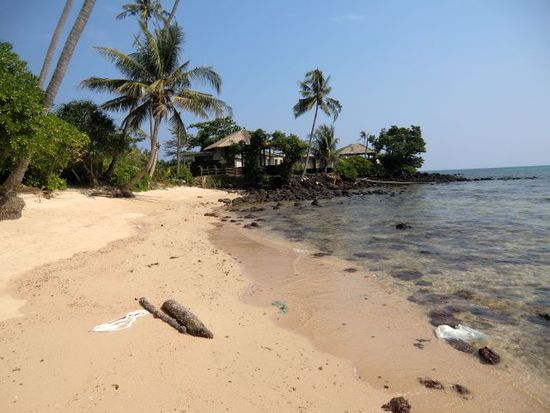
1, 0, 549, 170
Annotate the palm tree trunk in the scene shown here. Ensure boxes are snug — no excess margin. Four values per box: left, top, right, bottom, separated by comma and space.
165, 0, 180, 28
121, 116, 161, 193
0, 155, 31, 196
38, 0, 74, 87
176, 132, 182, 176
301, 102, 319, 178
43, 0, 96, 110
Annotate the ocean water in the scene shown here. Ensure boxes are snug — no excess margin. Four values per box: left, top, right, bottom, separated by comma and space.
248, 165, 550, 381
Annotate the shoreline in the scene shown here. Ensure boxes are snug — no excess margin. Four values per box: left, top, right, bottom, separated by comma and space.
0, 187, 389, 412
211, 213, 549, 412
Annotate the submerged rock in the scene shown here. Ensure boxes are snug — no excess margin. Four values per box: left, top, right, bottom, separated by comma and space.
418, 378, 444, 390
382, 397, 411, 413
478, 346, 501, 364
454, 289, 474, 300
452, 384, 471, 399
446, 339, 475, 353
428, 309, 461, 327
343, 267, 358, 273
390, 269, 424, 281
395, 223, 412, 230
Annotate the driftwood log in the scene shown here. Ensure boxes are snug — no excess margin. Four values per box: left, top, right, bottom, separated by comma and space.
161, 299, 213, 339
138, 297, 187, 334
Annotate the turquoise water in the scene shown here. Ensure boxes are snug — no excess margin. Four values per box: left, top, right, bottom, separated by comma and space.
249, 165, 550, 381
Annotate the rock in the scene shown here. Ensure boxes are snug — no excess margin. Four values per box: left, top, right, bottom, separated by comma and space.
478, 346, 500, 364
311, 199, 321, 206
446, 339, 475, 353
454, 289, 474, 300
204, 212, 218, 217
428, 309, 461, 327
452, 384, 471, 398
538, 313, 550, 321
395, 223, 411, 230
415, 280, 433, 287
343, 268, 358, 273
382, 397, 411, 413
0, 193, 25, 221
390, 269, 424, 281
418, 378, 444, 390
312, 252, 331, 258
218, 198, 232, 204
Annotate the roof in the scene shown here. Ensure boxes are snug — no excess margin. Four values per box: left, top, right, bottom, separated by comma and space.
336, 143, 376, 156
203, 130, 251, 151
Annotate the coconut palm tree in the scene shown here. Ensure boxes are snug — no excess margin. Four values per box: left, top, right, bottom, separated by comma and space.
38, 0, 74, 87
44, 0, 96, 110
313, 124, 339, 172
0, 0, 96, 201
293, 69, 341, 178
164, 0, 181, 28
117, 0, 167, 28
81, 24, 230, 193
359, 130, 372, 157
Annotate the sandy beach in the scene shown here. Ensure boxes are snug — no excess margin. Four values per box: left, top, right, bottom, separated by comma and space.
0, 188, 547, 412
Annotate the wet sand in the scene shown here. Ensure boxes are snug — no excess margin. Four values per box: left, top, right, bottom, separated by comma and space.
213, 219, 549, 412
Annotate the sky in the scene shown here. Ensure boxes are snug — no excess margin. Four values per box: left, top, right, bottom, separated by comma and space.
1, 0, 549, 170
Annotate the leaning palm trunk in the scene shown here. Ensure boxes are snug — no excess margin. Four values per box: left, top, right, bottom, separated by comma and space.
301, 103, 319, 178
38, 0, 74, 87
44, 0, 96, 109
0, 0, 95, 202
0, 156, 31, 197
164, 0, 180, 28
120, 116, 161, 193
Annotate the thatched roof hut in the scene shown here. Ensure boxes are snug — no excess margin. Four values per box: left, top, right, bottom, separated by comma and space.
336, 143, 376, 157
203, 130, 251, 151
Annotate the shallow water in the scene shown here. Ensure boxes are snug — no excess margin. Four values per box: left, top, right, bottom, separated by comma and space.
242, 165, 550, 383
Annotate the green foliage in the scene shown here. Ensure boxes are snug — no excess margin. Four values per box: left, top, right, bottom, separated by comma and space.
25, 113, 89, 190
111, 148, 149, 191
271, 130, 307, 182
293, 69, 342, 121
334, 158, 358, 181
313, 124, 339, 171
334, 156, 376, 181
0, 42, 44, 167
55, 100, 122, 184
371, 125, 426, 176
188, 117, 241, 150
178, 164, 194, 183
194, 175, 223, 188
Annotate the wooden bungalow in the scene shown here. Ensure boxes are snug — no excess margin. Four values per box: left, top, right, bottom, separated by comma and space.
336, 143, 376, 160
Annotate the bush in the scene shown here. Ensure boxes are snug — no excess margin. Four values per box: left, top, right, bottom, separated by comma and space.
334, 156, 376, 181
178, 164, 194, 184
111, 148, 149, 191
334, 158, 359, 181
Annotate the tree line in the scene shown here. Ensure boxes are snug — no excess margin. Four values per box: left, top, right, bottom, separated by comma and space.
1, 0, 427, 218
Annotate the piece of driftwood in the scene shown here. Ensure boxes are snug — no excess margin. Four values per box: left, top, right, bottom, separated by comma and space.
161, 299, 213, 339
138, 297, 187, 334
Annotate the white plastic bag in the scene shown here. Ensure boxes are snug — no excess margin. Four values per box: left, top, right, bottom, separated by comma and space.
91, 310, 149, 332
435, 324, 488, 342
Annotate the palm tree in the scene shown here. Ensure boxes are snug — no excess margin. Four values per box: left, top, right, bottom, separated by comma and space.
0, 0, 96, 200
82, 24, 230, 193
293, 69, 342, 178
38, 0, 74, 87
359, 130, 371, 157
44, 0, 97, 110
117, 0, 167, 28
313, 125, 339, 172
164, 0, 181, 28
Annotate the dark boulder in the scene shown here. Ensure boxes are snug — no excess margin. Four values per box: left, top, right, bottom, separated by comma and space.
428, 309, 461, 327
395, 223, 412, 230
382, 397, 411, 413
0, 193, 25, 221
478, 346, 500, 364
